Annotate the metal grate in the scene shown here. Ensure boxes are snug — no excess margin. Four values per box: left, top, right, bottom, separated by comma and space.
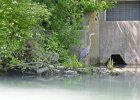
106, 1, 140, 21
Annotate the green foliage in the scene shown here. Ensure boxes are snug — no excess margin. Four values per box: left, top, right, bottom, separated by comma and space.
0, 0, 51, 68
0, 0, 116, 71
63, 55, 83, 69
32, 0, 116, 63
78, 0, 116, 13
107, 57, 114, 70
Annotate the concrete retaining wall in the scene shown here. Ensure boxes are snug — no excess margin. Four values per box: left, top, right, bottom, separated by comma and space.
99, 21, 140, 64
82, 12, 99, 65
99, 0, 140, 65
79, 0, 140, 65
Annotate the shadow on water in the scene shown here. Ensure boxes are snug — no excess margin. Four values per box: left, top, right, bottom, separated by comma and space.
0, 65, 140, 100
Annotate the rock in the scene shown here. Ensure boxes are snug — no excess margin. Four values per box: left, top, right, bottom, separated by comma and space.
37, 67, 49, 75
112, 68, 136, 74
92, 67, 100, 74
47, 52, 59, 63
113, 68, 123, 73
126, 68, 136, 73
77, 68, 90, 74
99, 68, 109, 74
56, 66, 65, 70
51, 53, 59, 63
53, 69, 61, 74
63, 70, 78, 75
48, 65, 55, 69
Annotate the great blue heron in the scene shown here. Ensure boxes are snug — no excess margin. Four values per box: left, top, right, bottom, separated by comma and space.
79, 33, 96, 60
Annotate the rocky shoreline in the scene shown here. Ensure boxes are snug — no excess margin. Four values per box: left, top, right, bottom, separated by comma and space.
44, 65, 139, 76
0, 62, 138, 76
96, 67, 137, 75
36, 64, 138, 76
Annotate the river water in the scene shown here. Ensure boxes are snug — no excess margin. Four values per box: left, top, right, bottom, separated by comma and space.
0, 73, 140, 100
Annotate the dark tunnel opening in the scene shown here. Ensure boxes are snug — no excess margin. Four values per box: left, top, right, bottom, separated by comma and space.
106, 54, 127, 67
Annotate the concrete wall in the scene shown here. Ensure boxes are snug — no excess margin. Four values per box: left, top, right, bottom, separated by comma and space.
99, 0, 140, 65
70, 12, 99, 65
99, 21, 140, 64
80, 0, 140, 65
82, 12, 99, 65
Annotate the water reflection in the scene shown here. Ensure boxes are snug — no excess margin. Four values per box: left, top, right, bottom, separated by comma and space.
0, 72, 140, 100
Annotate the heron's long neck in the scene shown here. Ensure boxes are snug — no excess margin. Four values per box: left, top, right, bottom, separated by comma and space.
87, 34, 95, 50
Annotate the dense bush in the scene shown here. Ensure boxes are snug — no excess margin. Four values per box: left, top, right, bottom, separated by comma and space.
0, 0, 51, 69
0, 0, 116, 70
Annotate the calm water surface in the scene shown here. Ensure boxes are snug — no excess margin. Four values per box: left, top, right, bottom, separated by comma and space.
0, 73, 140, 100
